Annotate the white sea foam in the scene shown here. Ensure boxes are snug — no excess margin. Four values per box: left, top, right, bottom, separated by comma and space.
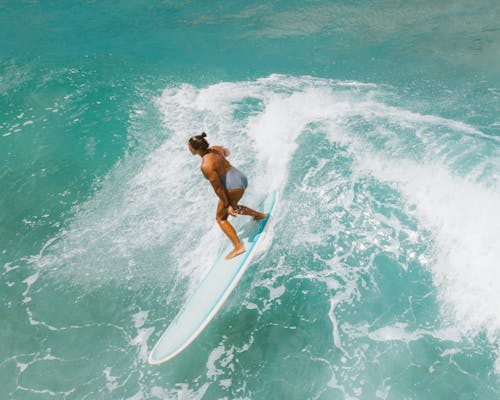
206, 344, 226, 380
350, 154, 500, 342
130, 327, 154, 362
103, 367, 119, 392
345, 322, 462, 343
132, 311, 149, 329
150, 383, 209, 400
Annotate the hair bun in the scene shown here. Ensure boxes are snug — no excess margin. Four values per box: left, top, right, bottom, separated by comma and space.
201, 132, 207, 138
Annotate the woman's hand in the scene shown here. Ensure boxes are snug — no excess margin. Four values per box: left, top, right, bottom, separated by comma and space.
227, 205, 237, 217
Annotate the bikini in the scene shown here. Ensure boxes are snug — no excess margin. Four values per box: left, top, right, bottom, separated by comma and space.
220, 166, 248, 191
204, 149, 248, 191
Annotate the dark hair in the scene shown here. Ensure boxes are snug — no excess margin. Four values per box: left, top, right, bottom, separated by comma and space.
188, 132, 209, 150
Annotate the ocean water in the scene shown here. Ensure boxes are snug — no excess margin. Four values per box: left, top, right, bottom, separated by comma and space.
1, 1, 499, 399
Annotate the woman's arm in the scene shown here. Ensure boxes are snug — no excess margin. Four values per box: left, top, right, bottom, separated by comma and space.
201, 164, 230, 207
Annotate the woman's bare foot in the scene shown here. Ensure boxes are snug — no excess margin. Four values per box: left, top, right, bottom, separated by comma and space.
225, 246, 246, 260
253, 213, 267, 221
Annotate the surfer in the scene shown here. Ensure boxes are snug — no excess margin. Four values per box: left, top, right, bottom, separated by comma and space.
188, 132, 266, 259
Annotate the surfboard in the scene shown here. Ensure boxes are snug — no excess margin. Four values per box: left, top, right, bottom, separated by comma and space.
148, 191, 278, 365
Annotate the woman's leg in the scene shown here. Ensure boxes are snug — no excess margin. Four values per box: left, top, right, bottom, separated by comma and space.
216, 189, 245, 259
228, 189, 266, 220
216, 189, 267, 259
233, 205, 266, 220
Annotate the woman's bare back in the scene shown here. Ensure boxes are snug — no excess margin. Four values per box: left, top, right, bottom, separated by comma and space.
201, 146, 232, 178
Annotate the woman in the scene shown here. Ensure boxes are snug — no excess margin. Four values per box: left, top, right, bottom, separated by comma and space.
188, 132, 266, 259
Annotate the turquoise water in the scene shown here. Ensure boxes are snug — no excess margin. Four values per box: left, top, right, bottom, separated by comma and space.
1, 1, 499, 399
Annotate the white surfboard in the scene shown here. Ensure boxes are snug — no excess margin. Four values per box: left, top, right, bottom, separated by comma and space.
148, 192, 278, 365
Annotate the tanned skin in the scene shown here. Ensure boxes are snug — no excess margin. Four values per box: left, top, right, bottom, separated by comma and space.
189, 144, 266, 259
